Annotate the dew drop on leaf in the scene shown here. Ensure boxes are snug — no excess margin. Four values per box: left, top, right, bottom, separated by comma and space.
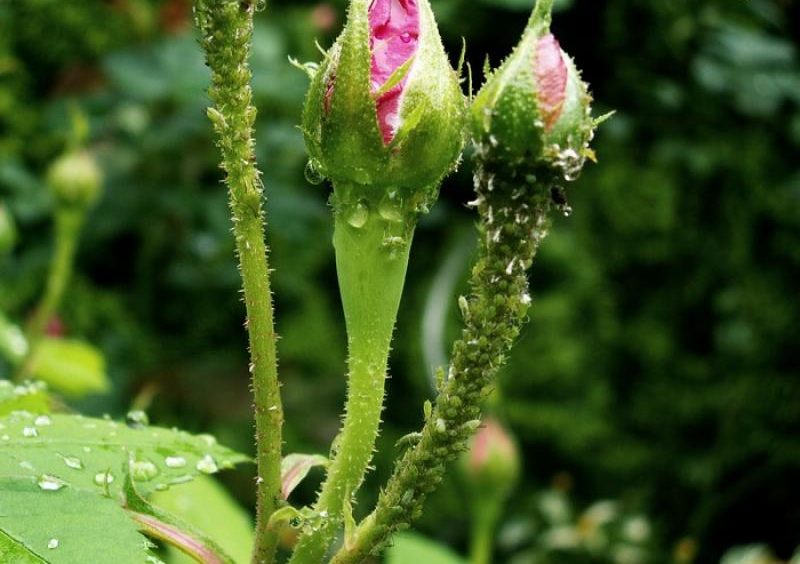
94, 471, 115, 486
131, 458, 159, 481
34, 415, 51, 426
196, 454, 219, 474
165, 455, 187, 468
125, 410, 150, 428
48, 538, 59, 549
22, 426, 38, 438
37, 474, 66, 491
61, 455, 83, 470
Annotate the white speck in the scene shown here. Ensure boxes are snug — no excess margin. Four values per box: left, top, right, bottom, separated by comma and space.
48, 538, 59, 549
94, 471, 115, 486
23, 426, 38, 438
34, 415, 51, 426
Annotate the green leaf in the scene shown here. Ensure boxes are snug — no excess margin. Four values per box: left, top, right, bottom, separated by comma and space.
151, 476, 253, 564
0, 412, 250, 496
29, 338, 109, 397
0, 380, 50, 416
385, 533, 467, 564
280, 453, 327, 499
0, 312, 28, 365
0, 477, 149, 564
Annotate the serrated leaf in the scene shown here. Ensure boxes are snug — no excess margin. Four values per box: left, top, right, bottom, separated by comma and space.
0, 477, 149, 564
0, 412, 250, 496
280, 453, 328, 499
30, 338, 109, 397
151, 475, 253, 564
385, 532, 467, 564
0, 381, 50, 416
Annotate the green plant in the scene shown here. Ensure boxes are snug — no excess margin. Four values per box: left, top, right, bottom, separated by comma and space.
0, 0, 608, 562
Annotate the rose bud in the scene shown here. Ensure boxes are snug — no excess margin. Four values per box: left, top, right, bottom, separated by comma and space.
471, 0, 598, 182
460, 418, 521, 498
302, 0, 464, 208
47, 150, 103, 209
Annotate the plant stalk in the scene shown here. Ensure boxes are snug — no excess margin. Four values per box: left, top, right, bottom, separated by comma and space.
289, 189, 414, 564
193, 2, 284, 562
14, 207, 83, 380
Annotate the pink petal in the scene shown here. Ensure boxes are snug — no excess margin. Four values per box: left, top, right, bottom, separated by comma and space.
369, 0, 419, 144
535, 34, 568, 131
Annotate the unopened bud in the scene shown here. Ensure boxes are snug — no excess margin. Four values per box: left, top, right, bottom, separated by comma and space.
471, 0, 596, 181
303, 0, 464, 200
461, 418, 520, 499
47, 150, 103, 209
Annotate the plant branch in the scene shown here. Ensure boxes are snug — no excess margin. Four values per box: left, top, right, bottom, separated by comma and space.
193, 2, 283, 563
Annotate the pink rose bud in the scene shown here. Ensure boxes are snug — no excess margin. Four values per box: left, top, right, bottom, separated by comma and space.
302, 0, 464, 200
460, 418, 520, 498
471, 0, 597, 182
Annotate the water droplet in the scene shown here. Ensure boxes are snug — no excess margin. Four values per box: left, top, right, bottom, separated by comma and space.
94, 471, 115, 486
125, 410, 149, 428
23, 426, 38, 438
345, 200, 369, 229
48, 538, 59, 549
196, 454, 219, 474
304, 160, 326, 185
378, 191, 403, 222
198, 434, 217, 447
34, 415, 51, 426
38, 474, 66, 491
400, 32, 413, 43
61, 455, 83, 470
131, 458, 159, 481
165, 456, 187, 469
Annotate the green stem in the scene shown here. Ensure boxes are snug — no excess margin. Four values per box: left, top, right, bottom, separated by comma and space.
193, 3, 283, 562
468, 497, 502, 564
289, 185, 414, 564
14, 207, 83, 380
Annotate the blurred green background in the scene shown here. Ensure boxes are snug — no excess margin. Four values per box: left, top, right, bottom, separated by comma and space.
1, 0, 799, 562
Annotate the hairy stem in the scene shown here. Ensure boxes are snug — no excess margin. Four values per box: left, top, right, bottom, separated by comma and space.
289, 185, 414, 564
330, 158, 555, 563
14, 207, 83, 380
193, 2, 283, 562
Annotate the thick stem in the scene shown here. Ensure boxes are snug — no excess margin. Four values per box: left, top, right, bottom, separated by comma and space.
289, 187, 414, 564
330, 160, 554, 564
193, 2, 283, 562
14, 207, 83, 380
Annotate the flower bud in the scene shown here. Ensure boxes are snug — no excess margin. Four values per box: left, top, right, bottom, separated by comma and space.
471, 0, 596, 181
47, 150, 103, 209
302, 0, 464, 198
460, 418, 520, 499
0, 203, 17, 255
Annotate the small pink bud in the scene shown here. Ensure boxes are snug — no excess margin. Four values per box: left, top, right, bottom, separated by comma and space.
461, 418, 520, 498
535, 34, 568, 131
368, 0, 419, 144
